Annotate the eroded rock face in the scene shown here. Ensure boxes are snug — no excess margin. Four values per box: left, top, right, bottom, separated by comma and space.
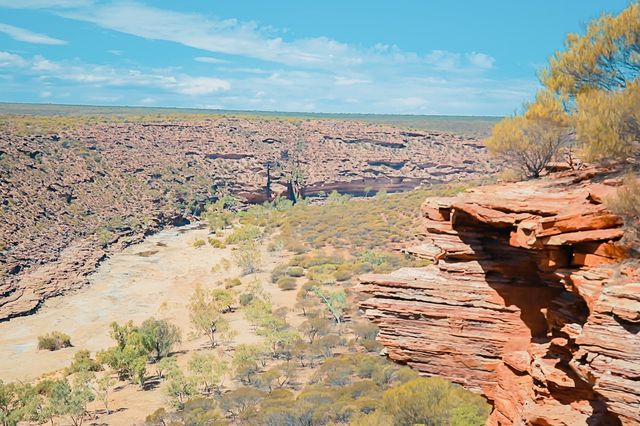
358, 169, 639, 425
0, 118, 499, 321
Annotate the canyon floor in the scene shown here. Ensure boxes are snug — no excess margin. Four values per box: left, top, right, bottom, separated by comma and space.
0, 223, 303, 424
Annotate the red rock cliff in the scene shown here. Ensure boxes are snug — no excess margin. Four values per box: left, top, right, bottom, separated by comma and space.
358, 169, 639, 425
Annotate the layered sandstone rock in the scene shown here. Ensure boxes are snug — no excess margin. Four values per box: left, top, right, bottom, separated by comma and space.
1, 117, 499, 320
358, 169, 639, 425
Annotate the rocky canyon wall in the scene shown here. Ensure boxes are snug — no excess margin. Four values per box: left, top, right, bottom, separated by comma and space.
358, 169, 639, 425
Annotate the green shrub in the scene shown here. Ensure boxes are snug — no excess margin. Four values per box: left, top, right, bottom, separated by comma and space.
224, 277, 242, 289
207, 237, 226, 248
333, 267, 352, 282
225, 225, 262, 245
38, 331, 72, 351
271, 264, 288, 283
239, 293, 254, 306
192, 239, 206, 248
286, 266, 305, 277
277, 277, 297, 291
66, 349, 101, 373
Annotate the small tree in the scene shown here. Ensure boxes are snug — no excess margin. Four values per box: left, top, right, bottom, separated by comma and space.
140, 318, 182, 361
219, 387, 265, 419
96, 375, 115, 415
312, 287, 348, 324
189, 286, 234, 348
188, 353, 229, 395
165, 366, 196, 410
97, 322, 148, 386
234, 241, 262, 275
486, 91, 570, 178
232, 344, 261, 384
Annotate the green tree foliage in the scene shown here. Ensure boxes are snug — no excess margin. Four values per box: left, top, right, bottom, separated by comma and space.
377, 377, 490, 426
188, 352, 229, 395
486, 91, 571, 178
97, 321, 148, 386
312, 287, 348, 324
189, 286, 235, 348
233, 241, 262, 275
139, 318, 182, 361
490, 3, 640, 166
66, 350, 102, 374
165, 364, 197, 410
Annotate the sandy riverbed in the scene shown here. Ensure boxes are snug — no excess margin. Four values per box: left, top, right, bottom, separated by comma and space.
0, 223, 290, 382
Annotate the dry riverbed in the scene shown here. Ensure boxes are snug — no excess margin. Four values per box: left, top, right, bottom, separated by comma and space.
0, 223, 292, 382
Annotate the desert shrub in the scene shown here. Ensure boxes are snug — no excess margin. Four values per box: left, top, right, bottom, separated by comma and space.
139, 318, 182, 361
277, 277, 297, 291
66, 349, 101, 374
225, 225, 262, 245
220, 387, 265, 419
207, 237, 225, 248
270, 264, 288, 283
37, 331, 72, 351
284, 240, 308, 254
353, 322, 379, 341
234, 242, 262, 275
486, 94, 570, 178
286, 266, 304, 277
192, 238, 206, 248
224, 277, 242, 289
378, 377, 491, 426
239, 293, 254, 307
608, 173, 640, 253
333, 267, 352, 282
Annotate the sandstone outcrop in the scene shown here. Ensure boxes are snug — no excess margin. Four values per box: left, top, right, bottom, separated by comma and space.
358, 169, 639, 425
0, 117, 499, 320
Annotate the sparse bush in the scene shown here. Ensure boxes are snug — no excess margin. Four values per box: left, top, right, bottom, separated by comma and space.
192, 239, 206, 248
333, 267, 352, 282
224, 277, 242, 289
66, 349, 101, 374
277, 277, 297, 291
208, 237, 226, 248
239, 293, 254, 306
286, 266, 304, 277
225, 224, 262, 245
234, 241, 262, 275
270, 264, 288, 283
37, 331, 72, 351
608, 173, 640, 252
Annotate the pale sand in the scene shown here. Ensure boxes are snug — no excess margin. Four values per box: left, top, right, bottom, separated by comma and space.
0, 224, 291, 382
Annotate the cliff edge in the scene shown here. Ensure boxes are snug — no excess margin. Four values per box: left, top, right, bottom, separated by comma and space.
358, 168, 639, 425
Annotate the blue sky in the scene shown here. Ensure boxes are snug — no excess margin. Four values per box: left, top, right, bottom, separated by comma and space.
0, 1, 632, 115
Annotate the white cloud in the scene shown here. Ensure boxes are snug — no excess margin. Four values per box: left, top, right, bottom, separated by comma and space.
40, 90, 52, 98
335, 76, 369, 86
0, 51, 26, 67
174, 76, 230, 95
32, 55, 61, 71
467, 52, 495, 69
60, 3, 361, 69
194, 56, 228, 64
0, 0, 91, 8
5, 53, 231, 97
0, 23, 66, 45
425, 50, 461, 71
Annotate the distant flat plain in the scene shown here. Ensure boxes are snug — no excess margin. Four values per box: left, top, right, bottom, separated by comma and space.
0, 102, 502, 137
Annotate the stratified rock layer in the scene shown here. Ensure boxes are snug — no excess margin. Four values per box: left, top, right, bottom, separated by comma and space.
358, 169, 639, 425
1, 118, 499, 320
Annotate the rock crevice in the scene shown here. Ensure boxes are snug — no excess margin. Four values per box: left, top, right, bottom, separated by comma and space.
358, 169, 639, 425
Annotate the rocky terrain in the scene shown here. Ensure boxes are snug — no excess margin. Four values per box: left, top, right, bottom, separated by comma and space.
0, 116, 498, 321
358, 168, 639, 425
